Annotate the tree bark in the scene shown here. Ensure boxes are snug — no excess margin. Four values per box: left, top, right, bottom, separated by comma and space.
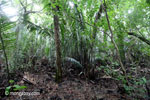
53, 2, 62, 83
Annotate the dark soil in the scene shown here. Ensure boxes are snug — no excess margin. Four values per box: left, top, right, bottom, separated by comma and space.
0, 65, 133, 100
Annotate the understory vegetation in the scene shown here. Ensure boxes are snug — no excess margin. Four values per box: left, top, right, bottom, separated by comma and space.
0, 0, 150, 100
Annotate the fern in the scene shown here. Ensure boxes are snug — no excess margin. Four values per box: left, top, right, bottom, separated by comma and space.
64, 57, 83, 68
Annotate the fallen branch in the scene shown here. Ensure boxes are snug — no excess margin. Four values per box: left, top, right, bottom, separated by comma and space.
128, 32, 150, 45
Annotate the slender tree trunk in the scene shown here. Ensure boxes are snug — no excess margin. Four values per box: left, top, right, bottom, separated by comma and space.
90, 3, 103, 58
53, 2, 62, 83
92, 4, 103, 40
0, 22, 10, 84
103, 0, 128, 85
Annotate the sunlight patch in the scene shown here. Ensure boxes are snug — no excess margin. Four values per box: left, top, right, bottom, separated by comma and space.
69, 1, 74, 8
128, 9, 133, 14
2, 4, 18, 21
34, 4, 42, 11
2, 7, 17, 17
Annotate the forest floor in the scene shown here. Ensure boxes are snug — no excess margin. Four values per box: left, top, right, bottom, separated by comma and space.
0, 64, 144, 100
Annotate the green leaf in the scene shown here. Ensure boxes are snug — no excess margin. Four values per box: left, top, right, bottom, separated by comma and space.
5, 86, 12, 95
13, 85, 27, 91
9, 80, 15, 84
73, 0, 78, 4
6, 86, 11, 91
142, 77, 147, 83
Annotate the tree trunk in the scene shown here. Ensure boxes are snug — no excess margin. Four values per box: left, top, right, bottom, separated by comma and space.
0, 21, 10, 84
103, 0, 128, 85
92, 4, 103, 40
53, 3, 62, 83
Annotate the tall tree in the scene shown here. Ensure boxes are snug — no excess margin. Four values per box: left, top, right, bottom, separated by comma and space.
0, 16, 10, 84
103, 0, 128, 84
53, 0, 62, 83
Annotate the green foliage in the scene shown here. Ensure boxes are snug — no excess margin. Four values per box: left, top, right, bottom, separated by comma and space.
13, 85, 27, 91
9, 80, 15, 84
1, 0, 150, 98
5, 86, 11, 95
136, 77, 147, 85
123, 84, 134, 94
64, 57, 83, 68
5, 80, 27, 95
